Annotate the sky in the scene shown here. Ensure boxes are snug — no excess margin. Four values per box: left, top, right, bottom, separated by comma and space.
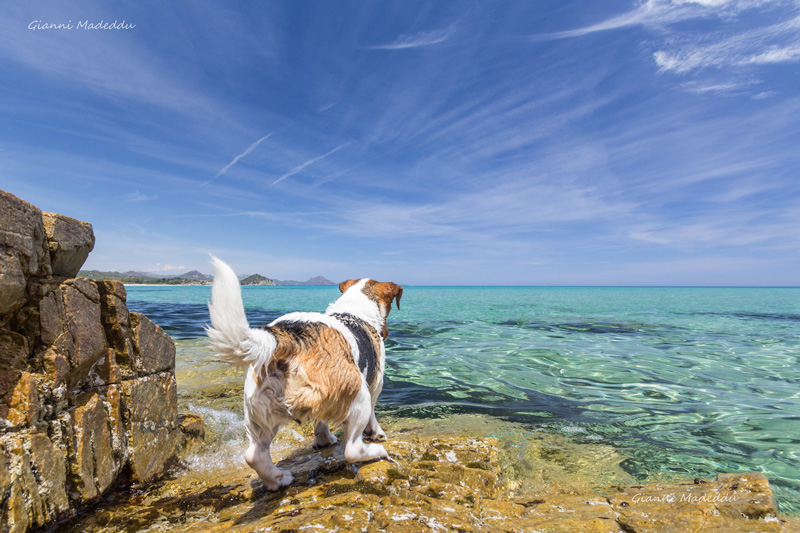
1, 1, 799, 286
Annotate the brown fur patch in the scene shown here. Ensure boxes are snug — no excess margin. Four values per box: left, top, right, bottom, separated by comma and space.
265, 322, 362, 424
363, 280, 403, 338
338, 279, 361, 294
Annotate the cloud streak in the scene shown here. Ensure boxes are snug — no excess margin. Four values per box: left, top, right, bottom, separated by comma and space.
123, 191, 158, 202
369, 26, 455, 50
654, 15, 800, 73
271, 142, 352, 186
204, 133, 274, 185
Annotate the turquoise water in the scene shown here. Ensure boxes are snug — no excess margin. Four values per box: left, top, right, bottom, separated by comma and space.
125, 285, 800, 515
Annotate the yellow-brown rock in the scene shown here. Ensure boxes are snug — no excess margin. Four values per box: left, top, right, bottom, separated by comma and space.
41, 212, 94, 278
130, 312, 175, 375
121, 372, 179, 482
67, 392, 119, 501
0, 188, 202, 532
52, 431, 800, 533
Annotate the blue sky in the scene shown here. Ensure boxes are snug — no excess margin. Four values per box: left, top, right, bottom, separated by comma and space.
2, 1, 799, 285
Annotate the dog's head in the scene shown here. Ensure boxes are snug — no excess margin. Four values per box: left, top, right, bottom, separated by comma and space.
337, 279, 403, 339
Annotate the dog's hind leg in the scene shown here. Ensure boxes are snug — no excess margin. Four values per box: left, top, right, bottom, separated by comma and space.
363, 380, 386, 441
342, 386, 388, 463
244, 424, 294, 491
312, 421, 338, 448
363, 411, 386, 441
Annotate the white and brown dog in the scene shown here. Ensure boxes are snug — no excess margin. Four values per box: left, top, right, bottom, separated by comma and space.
205, 257, 402, 490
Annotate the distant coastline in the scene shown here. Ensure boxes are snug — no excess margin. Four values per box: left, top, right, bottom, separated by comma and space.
78, 269, 336, 286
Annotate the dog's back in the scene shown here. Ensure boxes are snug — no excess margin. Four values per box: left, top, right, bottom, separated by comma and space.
262, 319, 364, 424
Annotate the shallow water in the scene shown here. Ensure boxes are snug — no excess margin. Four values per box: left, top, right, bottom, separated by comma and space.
127, 285, 800, 515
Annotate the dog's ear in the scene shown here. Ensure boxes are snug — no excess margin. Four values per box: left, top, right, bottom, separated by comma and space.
391, 284, 403, 310
371, 282, 403, 311
339, 279, 360, 294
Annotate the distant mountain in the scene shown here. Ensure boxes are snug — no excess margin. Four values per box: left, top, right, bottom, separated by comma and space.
240, 274, 276, 286
178, 270, 213, 282
79, 269, 332, 286
78, 270, 210, 285
274, 276, 335, 286
123, 270, 178, 279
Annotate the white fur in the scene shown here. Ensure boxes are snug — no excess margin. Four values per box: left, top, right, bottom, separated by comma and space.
205, 256, 277, 377
206, 258, 390, 490
326, 279, 384, 334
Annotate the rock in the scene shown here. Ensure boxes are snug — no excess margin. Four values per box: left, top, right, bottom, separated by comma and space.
52, 431, 800, 533
130, 312, 175, 375
0, 189, 203, 532
41, 212, 94, 278
610, 473, 788, 533
67, 393, 120, 502
0, 371, 39, 429
96, 281, 135, 381
0, 329, 29, 371
27, 432, 70, 516
0, 191, 50, 318
176, 413, 205, 455
0, 432, 69, 531
121, 372, 179, 482
37, 279, 109, 389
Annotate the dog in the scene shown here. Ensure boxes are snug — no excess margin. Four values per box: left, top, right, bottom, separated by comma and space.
205, 257, 403, 490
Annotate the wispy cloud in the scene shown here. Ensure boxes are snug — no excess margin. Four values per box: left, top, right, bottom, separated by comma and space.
369, 25, 455, 50
123, 190, 158, 202
533, 0, 800, 95
271, 142, 351, 186
654, 15, 800, 73
204, 133, 274, 185
533, 0, 782, 40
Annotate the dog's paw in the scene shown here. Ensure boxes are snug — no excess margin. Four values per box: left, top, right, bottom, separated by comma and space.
313, 434, 339, 449
363, 426, 386, 441
262, 469, 294, 491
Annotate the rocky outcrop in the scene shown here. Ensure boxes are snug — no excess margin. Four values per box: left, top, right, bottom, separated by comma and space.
0, 189, 202, 532
56, 430, 799, 532
240, 274, 275, 286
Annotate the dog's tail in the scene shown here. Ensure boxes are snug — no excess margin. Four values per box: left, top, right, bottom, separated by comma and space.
205, 256, 276, 373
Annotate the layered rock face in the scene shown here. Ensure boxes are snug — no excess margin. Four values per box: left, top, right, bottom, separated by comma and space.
0, 190, 195, 532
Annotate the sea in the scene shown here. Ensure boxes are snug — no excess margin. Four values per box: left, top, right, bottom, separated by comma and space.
125, 285, 800, 516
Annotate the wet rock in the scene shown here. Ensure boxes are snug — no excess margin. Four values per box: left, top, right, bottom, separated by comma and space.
176, 412, 205, 454
611, 473, 790, 533
41, 212, 94, 278
54, 429, 800, 533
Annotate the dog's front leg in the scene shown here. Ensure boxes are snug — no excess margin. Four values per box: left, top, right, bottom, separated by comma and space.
343, 387, 388, 463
